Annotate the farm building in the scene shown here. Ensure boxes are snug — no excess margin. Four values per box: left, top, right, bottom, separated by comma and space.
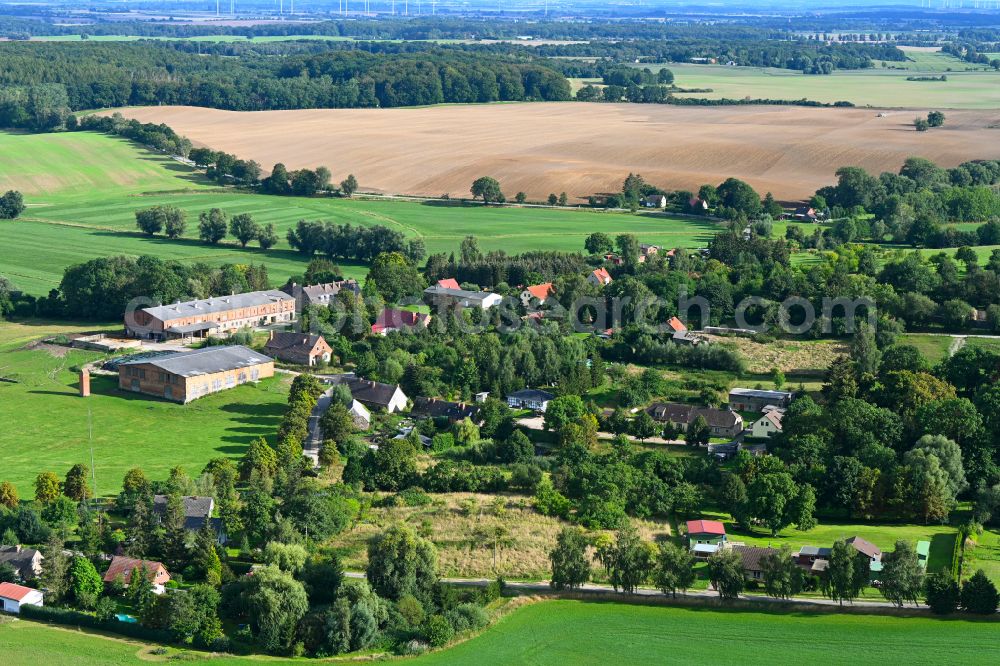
125, 290, 295, 341
506, 388, 555, 412
117, 346, 274, 403
327, 375, 409, 413
264, 331, 333, 366
728, 388, 794, 412
423, 285, 503, 310
372, 308, 431, 335
0, 582, 43, 614
686, 520, 727, 553
0, 545, 43, 581
103, 556, 170, 594
282, 280, 360, 312
646, 403, 744, 439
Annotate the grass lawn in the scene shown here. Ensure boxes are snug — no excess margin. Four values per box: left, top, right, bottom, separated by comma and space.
963, 528, 1000, 586
3, 599, 998, 666
415, 600, 997, 665
898, 333, 956, 365
0, 319, 291, 495
648, 61, 1000, 109
0, 131, 720, 296
963, 336, 1000, 354
697, 511, 959, 573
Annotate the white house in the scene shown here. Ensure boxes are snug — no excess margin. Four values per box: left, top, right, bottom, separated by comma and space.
0, 582, 44, 614
750, 408, 784, 439
506, 388, 555, 412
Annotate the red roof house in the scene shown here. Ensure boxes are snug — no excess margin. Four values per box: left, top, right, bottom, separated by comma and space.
666, 316, 687, 333
521, 282, 556, 306
588, 267, 613, 286
686, 520, 727, 537
0, 581, 44, 614
372, 308, 431, 336
103, 556, 170, 590
436, 278, 461, 290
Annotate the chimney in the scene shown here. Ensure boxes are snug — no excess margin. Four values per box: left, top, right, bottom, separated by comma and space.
79, 368, 91, 397
269, 330, 275, 341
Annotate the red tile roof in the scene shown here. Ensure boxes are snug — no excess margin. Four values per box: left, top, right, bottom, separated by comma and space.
525, 282, 555, 301
666, 316, 687, 333
437, 278, 461, 290
0, 581, 36, 601
103, 556, 168, 584
591, 267, 612, 284
686, 519, 726, 536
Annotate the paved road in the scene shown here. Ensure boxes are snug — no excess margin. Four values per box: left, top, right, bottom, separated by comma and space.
343, 571, 924, 611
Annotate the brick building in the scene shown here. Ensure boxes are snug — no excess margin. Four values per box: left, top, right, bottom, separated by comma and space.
118, 346, 274, 403
125, 290, 295, 340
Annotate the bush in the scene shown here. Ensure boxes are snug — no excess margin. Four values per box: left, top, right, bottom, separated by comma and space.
396, 487, 432, 507
423, 614, 454, 648
446, 603, 489, 633
481, 577, 505, 604
19, 604, 174, 643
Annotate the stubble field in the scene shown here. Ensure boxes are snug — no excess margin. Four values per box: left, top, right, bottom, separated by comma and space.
107, 103, 1000, 204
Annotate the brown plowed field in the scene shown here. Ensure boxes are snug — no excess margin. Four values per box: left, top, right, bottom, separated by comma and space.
110, 103, 1000, 202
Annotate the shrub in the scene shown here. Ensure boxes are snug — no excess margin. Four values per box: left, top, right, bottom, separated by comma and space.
423, 614, 454, 647
446, 603, 489, 633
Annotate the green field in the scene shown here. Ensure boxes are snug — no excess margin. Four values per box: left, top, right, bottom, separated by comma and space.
964, 528, 1000, 585
648, 57, 1000, 108
0, 320, 291, 495
0, 131, 720, 296
2, 600, 997, 666
898, 333, 956, 365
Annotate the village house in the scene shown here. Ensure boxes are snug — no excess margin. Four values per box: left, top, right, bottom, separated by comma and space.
103, 556, 171, 594
264, 331, 333, 366
520, 282, 556, 307
411, 396, 482, 423
282, 280, 360, 312
728, 388, 794, 412
506, 388, 555, 412
117, 346, 273, 402
732, 545, 783, 581
641, 194, 667, 209
436, 278, 461, 290
0, 545, 43, 582
125, 290, 295, 341
795, 545, 832, 573
372, 308, 431, 336
588, 267, 613, 287
749, 407, 785, 439
686, 519, 727, 556
639, 244, 661, 262
688, 196, 709, 212
152, 495, 225, 544
328, 375, 409, 413
423, 285, 503, 310
348, 400, 372, 430
792, 206, 818, 221
118, 346, 274, 403
0, 582, 43, 614
646, 402, 744, 439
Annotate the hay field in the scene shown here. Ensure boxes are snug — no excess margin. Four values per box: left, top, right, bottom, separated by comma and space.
112, 104, 1000, 202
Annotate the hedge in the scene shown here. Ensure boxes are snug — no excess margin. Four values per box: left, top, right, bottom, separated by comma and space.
18, 604, 174, 643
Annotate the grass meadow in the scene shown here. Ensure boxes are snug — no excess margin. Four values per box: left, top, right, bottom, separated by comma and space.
2, 599, 997, 666
963, 528, 1000, 586
0, 319, 291, 495
0, 130, 721, 296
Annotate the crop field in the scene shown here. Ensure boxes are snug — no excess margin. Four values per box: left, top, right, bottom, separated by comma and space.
0, 130, 721, 296
657, 61, 1000, 109
3, 599, 998, 666
108, 104, 1000, 204
0, 320, 291, 495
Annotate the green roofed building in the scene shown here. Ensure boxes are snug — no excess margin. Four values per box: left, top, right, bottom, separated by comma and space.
916, 540, 930, 569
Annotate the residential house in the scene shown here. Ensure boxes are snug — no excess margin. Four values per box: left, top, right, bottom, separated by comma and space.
423, 285, 503, 310
686, 520, 727, 554
639, 244, 661, 262
688, 196, 709, 212
328, 375, 409, 413
792, 206, 818, 221
372, 308, 431, 336
0, 582, 43, 614
118, 346, 274, 403
152, 496, 225, 544
749, 407, 784, 439
728, 388, 794, 412
847, 536, 883, 571
348, 400, 371, 430
641, 194, 667, 209
732, 545, 783, 581
411, 397, 481, 423
436, 278, 461, 290
506, 388, 555, 412
520, 282, 556, 307
126, 290, 295, 341
103, 556, 171, 594
0, 545, 43, 581
795, 546, 832, 573
588, 267, 613, 287
646, 402, 744, 439
282, 280, 361, 312
264, 331, 333, 366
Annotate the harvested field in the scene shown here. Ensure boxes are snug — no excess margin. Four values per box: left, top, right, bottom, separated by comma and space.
109, 104, 1000, 203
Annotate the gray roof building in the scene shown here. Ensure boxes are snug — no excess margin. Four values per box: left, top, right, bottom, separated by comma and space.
119, 346, 273, 378
140, 290, 293, 323
0, 545, 43, 581
423, 285, 503, 309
